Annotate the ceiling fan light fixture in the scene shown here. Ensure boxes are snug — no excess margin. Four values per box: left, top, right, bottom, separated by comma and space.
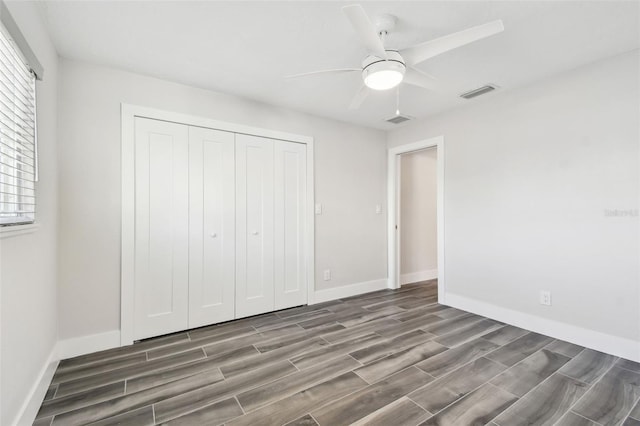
362, 52, 406, 91
364, 68, 404, 90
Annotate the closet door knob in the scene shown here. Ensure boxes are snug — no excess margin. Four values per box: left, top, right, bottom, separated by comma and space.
210, 232, 217, 238
252, 230, 259, 235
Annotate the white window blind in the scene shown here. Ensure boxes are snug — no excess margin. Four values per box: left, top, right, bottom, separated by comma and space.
0, 23, 37, 226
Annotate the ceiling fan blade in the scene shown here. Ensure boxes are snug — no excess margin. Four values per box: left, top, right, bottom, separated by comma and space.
342, 4, 387, 59
401, 19, 504, 65
402, 67, 442, 92
286, 68, 361, 79
349, 85, 369, 110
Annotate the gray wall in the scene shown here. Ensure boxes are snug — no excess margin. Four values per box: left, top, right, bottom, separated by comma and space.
388, 50, 639, 342
57, 58, 388, 340
0, 2, 58, 424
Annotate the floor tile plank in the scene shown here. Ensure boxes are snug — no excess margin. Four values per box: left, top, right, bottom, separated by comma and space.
629, 399, 640, 420
284, 414, 319, 426
32, 416, 53, 426
254, 323, 344, 352
421, 313, 483, 337
373, 313, 445, 338
433, 319, 503, 348
50, 361, 252, 425
485, 332, 554, 367
349, 330, 434, 365
311, 366, 434, 426
493, 373, 589, 426
321, 318, 398, 344
416, 337, 499, 378
558, 349, 618, 384
220, 337, 328, 378
56, 333, 189, 372
290, 332, 384, 370
37, 381, 125, 419
409, 356, 507, 414
618, 358, 640, 373
419, 383, 517, 426
544, 339, 585, 358
354, 341, 446, 384
481, 325, 529, 346
162, 397, 244, 426
351, 396, 430, 426
555, 411, 600, 426
52, 353, 148, 385
125, 356, 226, 395
153, 360, 298, 423
226, 372, 368, 426
146, 328, 261, 360
490, 349, 571, 397
237, 355, 359, 412
87, 405, 155, 426
44, 385, 57, 401
572, 366, 640, 425
55, 349, 205, 398
389, 304, 451, 322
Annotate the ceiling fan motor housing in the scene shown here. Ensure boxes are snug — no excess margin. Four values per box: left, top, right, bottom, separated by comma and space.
362, 51, 406, 90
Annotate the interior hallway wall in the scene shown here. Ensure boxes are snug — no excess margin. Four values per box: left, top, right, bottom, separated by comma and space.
400, 148, 438, 284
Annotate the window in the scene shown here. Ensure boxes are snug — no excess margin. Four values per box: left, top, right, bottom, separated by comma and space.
0, 23, 37, 226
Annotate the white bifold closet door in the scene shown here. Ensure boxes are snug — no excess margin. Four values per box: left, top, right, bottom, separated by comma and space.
188, 126, 235, 328
274, 140, 307, 310
235, 134, 275, 318
133, 118, 308, 339
235, 135, 307, 318
134, 118, 189, 340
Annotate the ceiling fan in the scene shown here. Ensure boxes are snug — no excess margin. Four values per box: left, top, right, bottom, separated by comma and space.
287, 4, 504, 110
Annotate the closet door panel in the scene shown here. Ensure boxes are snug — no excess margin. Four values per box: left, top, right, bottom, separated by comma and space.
188, 127, 235, 328
134, 118, 189, 340
236, 134, 275, 318
274, 141, 307, 310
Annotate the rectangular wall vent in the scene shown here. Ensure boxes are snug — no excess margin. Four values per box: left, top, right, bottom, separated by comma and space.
460, 84, 498, 99
386, 114, 412, 124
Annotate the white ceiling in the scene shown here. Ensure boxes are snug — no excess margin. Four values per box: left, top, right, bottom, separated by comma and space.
39, 1, 639, 130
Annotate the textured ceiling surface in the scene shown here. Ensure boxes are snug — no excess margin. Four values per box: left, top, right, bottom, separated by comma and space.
40, 1, 640, 129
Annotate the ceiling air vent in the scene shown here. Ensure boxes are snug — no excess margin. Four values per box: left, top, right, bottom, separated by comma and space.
386, 114, 412, 124
460, 84, 498, 99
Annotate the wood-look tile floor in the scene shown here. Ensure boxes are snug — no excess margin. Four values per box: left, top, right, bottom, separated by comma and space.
35, 281, 640, 426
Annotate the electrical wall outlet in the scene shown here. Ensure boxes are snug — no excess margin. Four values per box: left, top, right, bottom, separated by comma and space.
315, 203, 322, 215
375, 204, 382, 214
540, 290, 552, 306
323, 269, 331, 281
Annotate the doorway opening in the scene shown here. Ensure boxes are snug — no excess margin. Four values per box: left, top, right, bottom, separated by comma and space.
387, 136, 445, 303
399, 147, 438, 288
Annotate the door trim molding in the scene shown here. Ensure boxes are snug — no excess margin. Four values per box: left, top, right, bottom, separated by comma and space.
121, 104, 315, 346
387, 136, 445, 303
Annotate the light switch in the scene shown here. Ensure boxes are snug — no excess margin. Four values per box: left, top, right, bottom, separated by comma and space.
375, 204, 382, 214
315, 203, 322, 215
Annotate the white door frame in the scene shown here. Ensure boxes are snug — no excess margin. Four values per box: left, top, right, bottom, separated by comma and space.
387, 136, 445, 303
121, 104, 316, 346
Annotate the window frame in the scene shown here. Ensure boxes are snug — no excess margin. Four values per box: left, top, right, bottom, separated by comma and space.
0, 20, 38, 229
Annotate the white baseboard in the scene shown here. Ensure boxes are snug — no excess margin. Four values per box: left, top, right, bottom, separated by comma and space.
311, 278, 389, 304
445, 292, 640, 363
401, 269, 438, 285
14, 346, 58, 426
57, 330, 121, 360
